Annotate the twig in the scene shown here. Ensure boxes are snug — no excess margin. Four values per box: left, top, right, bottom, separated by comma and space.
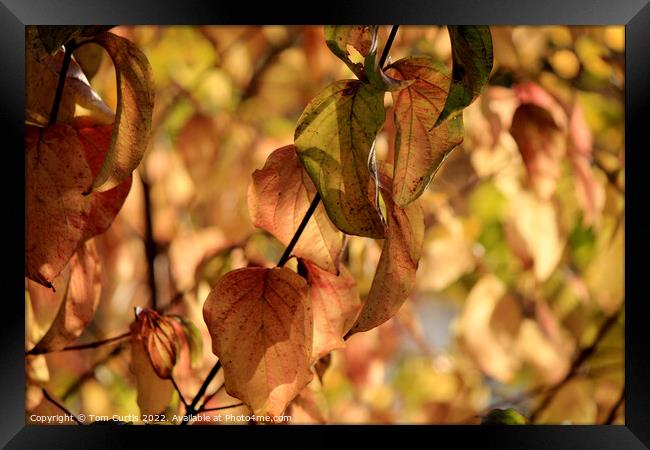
26, 331, 130, 356
141, 174, 158, 310
604, 386, 625, 424
181, 360, 222, 425
42, 389, 83, 425
380, 25, 399, 68
528, 310, 622, 422
201, 403, 244, 412
196, 382, 226, 412
171, 376, 189, 407
276, 193, 321, 267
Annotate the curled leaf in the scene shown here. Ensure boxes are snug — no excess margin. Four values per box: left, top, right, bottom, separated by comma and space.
299, 259, 362, 362
30, 240, 101, 354
348, 164, 425, 334
203, 267, 312, 416
86, 32, 154, 193
386, 57, 465, 205
249, 146, 344, 273
35, 26, 114, 54
295, 79, 386, 238
437, 26, 493, 125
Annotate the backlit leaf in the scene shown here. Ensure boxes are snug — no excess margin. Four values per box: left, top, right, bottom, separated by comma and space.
131, 308, 178, 379
437, 26, 493, 125
299, 259, 362, 362
26, 121, 132, 287
324, 25, 375, 79
30, 240, 101, 354
386, 57, 465, 205
295, 79, 386, 238
348, 165, 425, 334
86, 32, 154, 193
203, 267, 313, 416
249, 146, 344, 273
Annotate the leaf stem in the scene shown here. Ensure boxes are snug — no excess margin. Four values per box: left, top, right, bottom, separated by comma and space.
181, 359, 222, 425
141, 174, 158, 310
48, 40, 76, 126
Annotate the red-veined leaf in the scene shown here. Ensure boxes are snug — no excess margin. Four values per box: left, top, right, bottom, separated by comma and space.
386, 57, 464, 206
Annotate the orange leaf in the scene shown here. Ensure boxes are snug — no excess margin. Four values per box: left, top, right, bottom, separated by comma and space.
203, 267, 312, 416
131, 309, 178, 379
299, 259, 362, 362
30, 240, 101, 353
87, 32, 154, 192
349, 165, 425, 334
510, 104, 566, 200
386, 57, 464, 206
249, 146, 344, 273
26, 122, 132, 287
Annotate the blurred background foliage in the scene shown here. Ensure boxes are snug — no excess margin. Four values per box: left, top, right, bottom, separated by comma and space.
26, 25, 624, 425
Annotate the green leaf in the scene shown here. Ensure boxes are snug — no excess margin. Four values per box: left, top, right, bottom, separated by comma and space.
436, 26, 493, 125
295, 79, 386, 238
386, 57, 464, 206
481, 408, 528, 425
324, 25, 376, 79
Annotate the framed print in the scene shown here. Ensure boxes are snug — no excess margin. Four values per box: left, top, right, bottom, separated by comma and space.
2, 0, 648, 448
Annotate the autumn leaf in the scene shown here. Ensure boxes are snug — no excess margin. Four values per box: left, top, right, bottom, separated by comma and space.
324, 25, 375, 79
26, 121, 132, 287
85, 32, 154, 193
437, 26, 493, 125
26, 40, 114, 127
249, 146, 344, 273
348, 164, 425, 334
510, 104, 567, 200
481, 408, 528, 425
295, 79, 386, 238
386, 57, 464, 206
299, 259, 362, 362
131, 308, 178, 379
29, 240, 101, 354
203, 267, 312, 416
35, 26, 114, 54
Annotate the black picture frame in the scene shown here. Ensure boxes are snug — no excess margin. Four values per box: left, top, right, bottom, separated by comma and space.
2, 1, 647, 448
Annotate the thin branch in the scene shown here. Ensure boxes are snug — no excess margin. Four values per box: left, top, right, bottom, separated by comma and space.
181, 360, 222, 425
48, 40, 76, 126
141, 174, 158, 310
380, 25, 399, 68
196, 381, 226, 413
26, 331, 130, 356
42, 389, 83, 425
529, 310, 622, 422
201, 403, 244, 412
276, 193, 321, 267
604, 386, 625, 424
171, 376, 189, 407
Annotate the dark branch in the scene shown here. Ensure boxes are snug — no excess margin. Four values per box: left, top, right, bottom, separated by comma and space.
380, 25, 399, 68
42, 389, 83, 425
277, 193, 321, 267
26, 331, 130, 356
181, 360, 222, 425
141, 174, 158, 310
48, 40, 76, 126
201, 403, 244, 412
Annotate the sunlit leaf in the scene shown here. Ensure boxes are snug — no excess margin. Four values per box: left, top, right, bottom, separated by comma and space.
249, 146, 344, 273
481, 408, 528, 425
299, 259, 362, 362
348, 164, 425, 334
386, 57, 464, 205
26, 121, 132, 287
437, 26, 493, 124
295, 80, 386, 238
30, 240, 101, 353
324, 25, 375, 79
86, 32, 154, 193
203, 267, 313, 416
